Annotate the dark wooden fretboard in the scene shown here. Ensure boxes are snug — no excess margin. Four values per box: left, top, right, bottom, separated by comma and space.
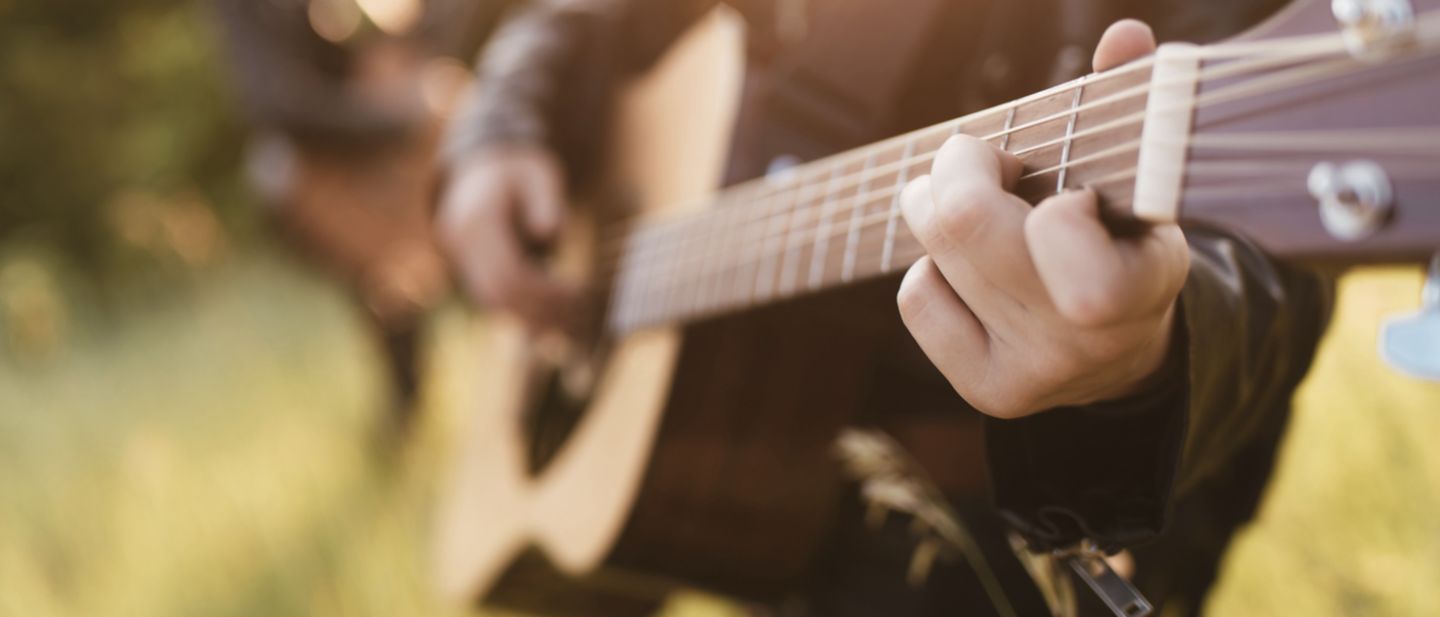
606, 61, 1157, 333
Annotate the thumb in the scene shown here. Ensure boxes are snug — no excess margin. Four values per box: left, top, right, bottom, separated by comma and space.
1093, 19, 1157, 73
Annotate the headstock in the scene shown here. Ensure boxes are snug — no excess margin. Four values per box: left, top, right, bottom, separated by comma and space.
1173, 0, 1440, 263
1146, 0, 1440, 378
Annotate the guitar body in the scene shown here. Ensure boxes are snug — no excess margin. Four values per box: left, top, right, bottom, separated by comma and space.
434, 12, 914, 609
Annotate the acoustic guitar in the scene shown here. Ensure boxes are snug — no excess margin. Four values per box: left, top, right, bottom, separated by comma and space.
433, 0, 1440, 612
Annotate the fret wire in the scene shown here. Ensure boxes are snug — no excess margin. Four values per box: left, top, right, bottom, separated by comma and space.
616, 114, 1176, 317
701, 190, 751, 315
648, 217, 677, 323
788, 63, 1139, 178
633, 224, 659, 327
807, 164, 845, 289
659, 223, 683, 323
880, 136, 917, 272
1000, 107, 1016, 151
623, 224, 649, 328
605, 81, 1138, 262
687, 212, 713, 316
663, 182, 906, 291
697, 195, 731, 313
673, 214, 702, 318
723, 194, 749, 310
754, 173, 803, 300
599, 71, 1098, 240
711, 200, 745, 314
658, 218, 693, 322
609, 231, 637, 330
748, 186, 787, 303
726, 183, 777, 306
608, 125, 1143, 292
711, 186, 757, 311
1057, 75, 1087, 193
841, 152, 877, 282
776, 171, 824, 296
619, 141, 1051, 312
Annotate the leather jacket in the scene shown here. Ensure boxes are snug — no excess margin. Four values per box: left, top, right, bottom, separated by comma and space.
446, 0, 1332, 561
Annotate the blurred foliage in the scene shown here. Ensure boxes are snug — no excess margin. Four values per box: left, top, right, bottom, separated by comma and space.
0, 0, 249, 284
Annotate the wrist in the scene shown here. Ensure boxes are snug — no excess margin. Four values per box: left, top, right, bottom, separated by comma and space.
1100, 302, 1186, 406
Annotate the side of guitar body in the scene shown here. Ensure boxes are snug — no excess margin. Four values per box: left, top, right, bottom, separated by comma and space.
433, 11, 904, 610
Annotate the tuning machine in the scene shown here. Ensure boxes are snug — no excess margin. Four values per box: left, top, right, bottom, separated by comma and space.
1381, 252, 1440, 380
1308, 160, 1395, 241
1333, 0, 1417, 59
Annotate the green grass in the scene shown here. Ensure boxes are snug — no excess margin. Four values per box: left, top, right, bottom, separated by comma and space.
0, 250, 1435, 616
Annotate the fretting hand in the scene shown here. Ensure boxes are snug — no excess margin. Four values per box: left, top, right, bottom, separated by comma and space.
896, 20, 1189, 419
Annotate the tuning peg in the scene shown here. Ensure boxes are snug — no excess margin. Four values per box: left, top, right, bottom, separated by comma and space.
1308, 160, 1394, 241
1380, 252, 1440, 380
1332, 0, 1416, 60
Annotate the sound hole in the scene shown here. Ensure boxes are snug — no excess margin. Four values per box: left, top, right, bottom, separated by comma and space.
521, 340, 612, 475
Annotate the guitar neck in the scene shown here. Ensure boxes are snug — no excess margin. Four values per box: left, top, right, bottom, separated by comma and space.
607, 4, 1440, 333
606, 61, 1155, 333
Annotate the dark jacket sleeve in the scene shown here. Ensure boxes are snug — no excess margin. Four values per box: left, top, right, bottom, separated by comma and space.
985, 228, 1334, 553
442, 0, 720, 184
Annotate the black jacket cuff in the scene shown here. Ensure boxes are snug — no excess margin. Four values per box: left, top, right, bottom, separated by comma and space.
986, 310, 1190, 553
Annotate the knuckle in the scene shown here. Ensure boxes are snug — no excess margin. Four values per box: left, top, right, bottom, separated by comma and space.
896, 277, 930, 319
943, 133, 989, 157
1023, 199, 1062, 237
1033, 351, 1085, 388
1054, 285, 1123, 327
933, 186, 993, 240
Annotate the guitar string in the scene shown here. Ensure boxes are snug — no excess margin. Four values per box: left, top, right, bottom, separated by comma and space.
607, 143, 1433, 326
617, 145, 1440, 328
594, 39, 1350, 255
601, 41, 1434, 325
614, 146, 1439, 325
616, 35, 1440, 284
599, 48, 1420, 286
592, 14, 1405, 240
599, 31, 1440, 301
594, 9, 1440, 247
597, 16, 1440, 303
595, 45, 1379, 285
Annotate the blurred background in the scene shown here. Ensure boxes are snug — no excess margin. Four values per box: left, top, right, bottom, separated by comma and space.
0, 1, 1438, 616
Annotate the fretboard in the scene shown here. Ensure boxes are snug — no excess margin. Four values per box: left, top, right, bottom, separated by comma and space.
606, 59, 1156, 333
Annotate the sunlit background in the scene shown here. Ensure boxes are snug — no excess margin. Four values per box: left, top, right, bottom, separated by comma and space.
1, 1, 1438, 616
